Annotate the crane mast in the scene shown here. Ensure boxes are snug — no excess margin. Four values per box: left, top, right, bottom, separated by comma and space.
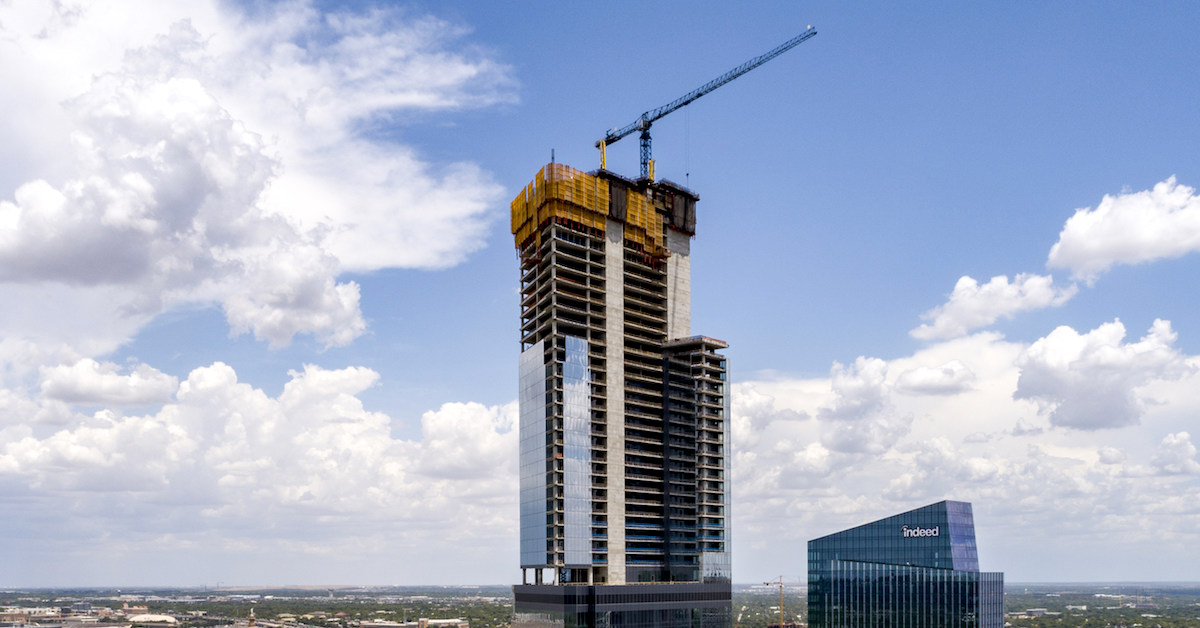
597, 25, 817, 179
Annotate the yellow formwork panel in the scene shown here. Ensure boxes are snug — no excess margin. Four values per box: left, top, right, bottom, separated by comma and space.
510, 183, 529, 235
511, 163, 609, 249
510, 162, 665, 257
622, 186, 664, 255
546, 163, 607, 211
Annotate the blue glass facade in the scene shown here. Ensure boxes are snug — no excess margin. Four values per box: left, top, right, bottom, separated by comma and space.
519, 340, 550, 568
520, 336, 595, 570
562, 336, 592, 567
699, 363, 731, 582
808, 501, 1003, 628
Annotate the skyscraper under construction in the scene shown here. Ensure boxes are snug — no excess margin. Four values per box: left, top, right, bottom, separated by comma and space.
512, 163, 732, 628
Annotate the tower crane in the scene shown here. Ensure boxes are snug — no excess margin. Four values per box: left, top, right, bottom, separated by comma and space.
764, 576, 802, 628
596, 25, 817, 180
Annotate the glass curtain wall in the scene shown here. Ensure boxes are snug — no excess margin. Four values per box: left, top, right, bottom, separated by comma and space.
562, 335, 593, 569
520, 340, 550, 568
818, 561, 1002, 628
807, 501, 1002, 628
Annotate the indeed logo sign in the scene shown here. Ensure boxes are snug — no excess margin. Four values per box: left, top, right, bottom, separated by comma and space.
901, 525, 940, 538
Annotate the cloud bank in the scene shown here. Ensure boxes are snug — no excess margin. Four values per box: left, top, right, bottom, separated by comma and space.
731, 177, 1200, 581
730, 322, 1200, 582
2, 1, 1199, 586
0, 0, 518, 584
2, 362, 518, 584
7, 317, 1198, 583
915, 178, 1199, 344
0, 0, 512, 352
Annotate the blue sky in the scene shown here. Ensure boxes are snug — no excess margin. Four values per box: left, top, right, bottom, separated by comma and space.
2, 1, 1199, 587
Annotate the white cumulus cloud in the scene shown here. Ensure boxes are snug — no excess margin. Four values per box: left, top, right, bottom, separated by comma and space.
0, 1, 520, 584
0, 0, 512, 351
1048, 176, 1200, 283
894, 360, 976, 396
724, 326, 1200, 581
911, 274, 1077, 340
1097, 446, 1126, 465
40, 359, 178, 406
885, 438, 999, 502
1151, 432, 1200, 475
0, 361, 518, 578
818, 357, 912, 454
1014, 319, 1193, 430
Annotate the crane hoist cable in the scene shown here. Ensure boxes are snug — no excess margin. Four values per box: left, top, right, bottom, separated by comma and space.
596, 25, 817, 180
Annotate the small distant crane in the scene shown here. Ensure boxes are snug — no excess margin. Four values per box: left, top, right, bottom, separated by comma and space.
764, 576, 802, 628
596, 26, 817, 180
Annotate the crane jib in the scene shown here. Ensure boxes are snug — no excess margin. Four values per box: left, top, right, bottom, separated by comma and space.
596, 26, 817, 179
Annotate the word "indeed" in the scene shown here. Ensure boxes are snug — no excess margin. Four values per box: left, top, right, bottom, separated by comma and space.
901, 525, 940, 538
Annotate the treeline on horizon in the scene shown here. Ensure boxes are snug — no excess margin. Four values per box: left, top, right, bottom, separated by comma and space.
6, 584, 1200, 628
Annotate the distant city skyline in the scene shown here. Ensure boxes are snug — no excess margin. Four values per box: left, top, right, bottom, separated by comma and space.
2, 1, 1199, 586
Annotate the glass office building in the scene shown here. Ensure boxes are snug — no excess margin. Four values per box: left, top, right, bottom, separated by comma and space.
808, 501, 1003, 628
512, 164, 731, 627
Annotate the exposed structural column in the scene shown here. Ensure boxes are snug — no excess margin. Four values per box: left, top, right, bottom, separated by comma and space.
665, 229, 691, 339
604, 217, 628, 585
